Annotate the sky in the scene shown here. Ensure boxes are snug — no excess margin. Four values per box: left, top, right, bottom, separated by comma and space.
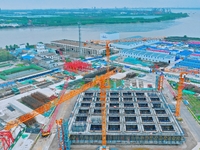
0, 0, 200, 9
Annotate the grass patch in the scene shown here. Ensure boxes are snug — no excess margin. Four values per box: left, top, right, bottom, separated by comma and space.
184, 94, 200, 121
0, 64, 43, 80
110, 79, 123, 88
0, 63, 11, 68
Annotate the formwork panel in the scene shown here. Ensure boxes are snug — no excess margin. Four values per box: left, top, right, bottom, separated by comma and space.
109, 109, 120, 114
141, 116, 154, 123
158, 117, 170, 122
137, 97, 147, 102
152, 103, 162, 108
93, 109, 101, 114
124, 109, 135, 114
126, 125, 138, 131
110, 92, 120, 96
109, 97, 120, 102
82, 97, 93, 102
78, 109, 89, 114
123, 97, 134, 102
110, 103, 119, 107
109, 116, 120, 122
138, 103, 149, 108
140, 109, 151, 115
76, 116, 87, 122
122, 91, 132, 96
136, 92, 145, 96
108, 125, 120, 131
124, 103, 134, 107
155, 109, 166, 114
95, 103, 101, 107
90, 125, 102, 131
125, 117, 136, 122
161, 125, 175, 131
143, 125, 157, 131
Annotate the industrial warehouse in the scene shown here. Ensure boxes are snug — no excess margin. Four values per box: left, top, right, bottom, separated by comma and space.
68, 90, 184, 145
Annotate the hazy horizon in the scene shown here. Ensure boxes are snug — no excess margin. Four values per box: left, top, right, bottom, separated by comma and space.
0, 0, 200, 10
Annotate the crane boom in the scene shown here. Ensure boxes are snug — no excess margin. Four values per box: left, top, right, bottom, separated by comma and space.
4, 69, 117, 131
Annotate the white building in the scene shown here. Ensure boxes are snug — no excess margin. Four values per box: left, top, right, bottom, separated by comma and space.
36, 42, 48, 53
120, 49, 175, 63
19, 44, 26, 49
39, 52, 59, 60
100, 32, 119, 41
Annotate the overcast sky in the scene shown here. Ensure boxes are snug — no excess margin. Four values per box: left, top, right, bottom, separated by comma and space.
0, 0, 199, 9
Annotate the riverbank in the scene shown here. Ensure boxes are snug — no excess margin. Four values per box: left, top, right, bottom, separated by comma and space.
0, 12, 188, 29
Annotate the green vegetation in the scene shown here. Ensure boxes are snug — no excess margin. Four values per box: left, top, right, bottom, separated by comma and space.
16, 63, 25, 67
0, 12, 188, 28
0, 63, 12, 68
165, 35, 200, 42
0, 64, 43, 80
184, 94, 200, 121
0, 49, 14, 62
110, 79, 123, 88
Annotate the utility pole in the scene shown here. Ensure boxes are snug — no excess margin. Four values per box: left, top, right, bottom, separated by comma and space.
78, 22, 82, 57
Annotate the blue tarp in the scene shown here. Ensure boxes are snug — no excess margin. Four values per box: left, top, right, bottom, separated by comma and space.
0, 81, 15, 88
177, 50, 192, 57
83, 56, 102, 61
21, 55, 34, 60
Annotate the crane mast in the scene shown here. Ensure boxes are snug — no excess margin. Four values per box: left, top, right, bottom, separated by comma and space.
100, 40, 111, 148
157, 73, 164, 91
175, 72, 188, 117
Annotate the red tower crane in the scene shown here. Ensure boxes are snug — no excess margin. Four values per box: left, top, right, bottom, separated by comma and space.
41, 77, 70, 137
0, 131, 14, 150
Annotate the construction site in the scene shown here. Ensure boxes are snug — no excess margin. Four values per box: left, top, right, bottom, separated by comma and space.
1, 34, 200, 150
67, 90, 184, 145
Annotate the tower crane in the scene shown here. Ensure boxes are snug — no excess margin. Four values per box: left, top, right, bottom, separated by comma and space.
3, 68, 117, 148
157, 70, 198, 117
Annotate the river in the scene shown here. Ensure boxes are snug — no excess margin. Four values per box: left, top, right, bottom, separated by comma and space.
0, 9, 200, 48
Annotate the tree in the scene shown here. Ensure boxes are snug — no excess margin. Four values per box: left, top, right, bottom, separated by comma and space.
9, 45, 13, 50
5, 45, 9, 50
13, 44, 19, 49
26, 43, 30, 48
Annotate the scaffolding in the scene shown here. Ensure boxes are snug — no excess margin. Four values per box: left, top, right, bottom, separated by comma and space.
68, 90, 185, 145
56, 119, 71, 150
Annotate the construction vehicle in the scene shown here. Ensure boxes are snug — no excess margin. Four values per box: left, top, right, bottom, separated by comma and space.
41, 77, 70, 137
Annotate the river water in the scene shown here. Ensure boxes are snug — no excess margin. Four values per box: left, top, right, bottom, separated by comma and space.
0, 9, 200, 48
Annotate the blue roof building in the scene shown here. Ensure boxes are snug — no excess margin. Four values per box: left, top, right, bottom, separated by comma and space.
177, 50, 193, 58
120, 49, 175, 63
175, 58, 200, 69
